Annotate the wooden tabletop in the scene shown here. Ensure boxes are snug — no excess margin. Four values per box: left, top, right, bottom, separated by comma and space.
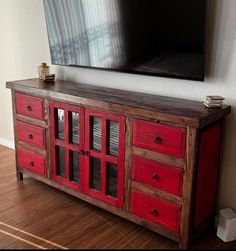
6, 78, 231, 128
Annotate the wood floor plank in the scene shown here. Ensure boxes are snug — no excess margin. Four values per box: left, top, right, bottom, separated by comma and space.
0, 145, 236, 249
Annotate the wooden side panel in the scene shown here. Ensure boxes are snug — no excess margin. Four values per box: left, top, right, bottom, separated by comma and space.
133, 119, 186, 158
194, 122, 222, 228
130, 190, 181, 232
124, 117, 133, 211
179, 127, 198, 249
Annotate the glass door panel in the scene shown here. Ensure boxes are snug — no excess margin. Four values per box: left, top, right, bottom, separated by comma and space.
107, 120, 119, 157
69, 111, 80, 145
56, 146, 66, 178
50, 101, 84, 191
85, 109, 125, 208
91, 117, 102, 152
56, 108, 65, 140
69, 150, 80, 183
90, 157, 101, 191
106, 162, 118, 198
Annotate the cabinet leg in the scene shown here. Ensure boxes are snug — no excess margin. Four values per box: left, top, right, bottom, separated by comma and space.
179, 237, 190, 249
17, 170, 23, 181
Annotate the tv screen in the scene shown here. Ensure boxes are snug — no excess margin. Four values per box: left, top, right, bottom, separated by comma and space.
43, 0, 207, 81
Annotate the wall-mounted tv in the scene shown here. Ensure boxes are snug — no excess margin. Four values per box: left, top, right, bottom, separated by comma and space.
43, 0, 207, 81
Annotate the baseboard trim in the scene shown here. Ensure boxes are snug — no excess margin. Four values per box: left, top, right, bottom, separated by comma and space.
0, 138, 15, 149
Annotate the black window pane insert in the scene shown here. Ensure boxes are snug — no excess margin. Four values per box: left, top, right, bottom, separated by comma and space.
106, 162, 118, 198
69, 111, 80, 145
56, 146, 66, 178
70, 151, 80, 183
91, 117, 102, 152
90, 157, 101, 191
107, 120, 119, 157
56, 108, 65, 140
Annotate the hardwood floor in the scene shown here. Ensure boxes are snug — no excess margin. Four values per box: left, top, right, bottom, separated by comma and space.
0, 145, 236, 249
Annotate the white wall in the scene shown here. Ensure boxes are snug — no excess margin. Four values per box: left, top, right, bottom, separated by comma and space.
1, 0, 236, 211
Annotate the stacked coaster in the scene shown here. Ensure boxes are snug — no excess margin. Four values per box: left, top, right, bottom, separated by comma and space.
43, 74, 55, 82
204, 95, 225, 108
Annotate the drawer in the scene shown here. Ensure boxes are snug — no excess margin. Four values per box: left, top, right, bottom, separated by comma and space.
130, 190, 181, 232
15, 93, 44, 120
132, 156, 183, 196
17, 121, 46, 149
18, 148, 46, 176
133, 119, 186, 158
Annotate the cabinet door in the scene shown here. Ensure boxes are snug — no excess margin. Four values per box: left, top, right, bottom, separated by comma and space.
84, 109, 125, 208
50, 101, 85, 191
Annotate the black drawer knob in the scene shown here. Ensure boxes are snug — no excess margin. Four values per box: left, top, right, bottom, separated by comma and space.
150, 208, 158, 216
152, 174, 159, 181
28, 134, 33, 139
27, 105, 32, 111
154, 136, 162, 144
29, 161, 34, 167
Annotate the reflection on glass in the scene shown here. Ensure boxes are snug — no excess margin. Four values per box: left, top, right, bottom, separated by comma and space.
106, 163, 118, 198
91, 117, 101, 152
69, 111, 80, 144
70, 151, 80, 183
56, 108, 64, 140
56, 146, 65, 177
44, 0, 125, 68
107, 120, 119, 156
90, 157, 101, 191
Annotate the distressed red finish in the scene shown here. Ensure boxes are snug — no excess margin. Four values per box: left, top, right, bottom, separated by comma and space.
50, 100, 85, 191
15, 92, 44, 120
18, 147, 46, 176
194, 122, 222, 228
17, 121, 46, 149
130, 190, 181, 232
132, 155, 183, 196
84, 109, 125, 208
133, 119, 186, 158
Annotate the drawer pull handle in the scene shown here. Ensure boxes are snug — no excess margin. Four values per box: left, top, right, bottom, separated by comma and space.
27, 105, 32, 111
152, 174, 159, 181
154, 136, 162, 144
29, 161, 34, 167
150, 208, 158, 216
28, 134, 33, 139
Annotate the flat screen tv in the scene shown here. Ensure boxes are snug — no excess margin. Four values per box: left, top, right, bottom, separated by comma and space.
43, 0, 207, 81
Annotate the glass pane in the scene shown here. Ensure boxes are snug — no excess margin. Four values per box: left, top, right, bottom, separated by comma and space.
106, 163, 118, 198
90, 157, 101, 191
56, 108, 64, 140
91, 117, 102, 152
69, 111, 80, 144
69, 151, 80, 183
56, 146, 65, 177
107, 121, 119, 156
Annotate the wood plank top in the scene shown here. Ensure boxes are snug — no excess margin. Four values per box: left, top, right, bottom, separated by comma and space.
6, 78, 231, 128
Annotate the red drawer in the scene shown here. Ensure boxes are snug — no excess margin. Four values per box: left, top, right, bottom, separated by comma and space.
18, 148, 46, 176
133, 119, 186, 158
17, 121, 45, 149
15, 93, 44, 120
132, 156, 183, 196
130, 190, 181, 232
